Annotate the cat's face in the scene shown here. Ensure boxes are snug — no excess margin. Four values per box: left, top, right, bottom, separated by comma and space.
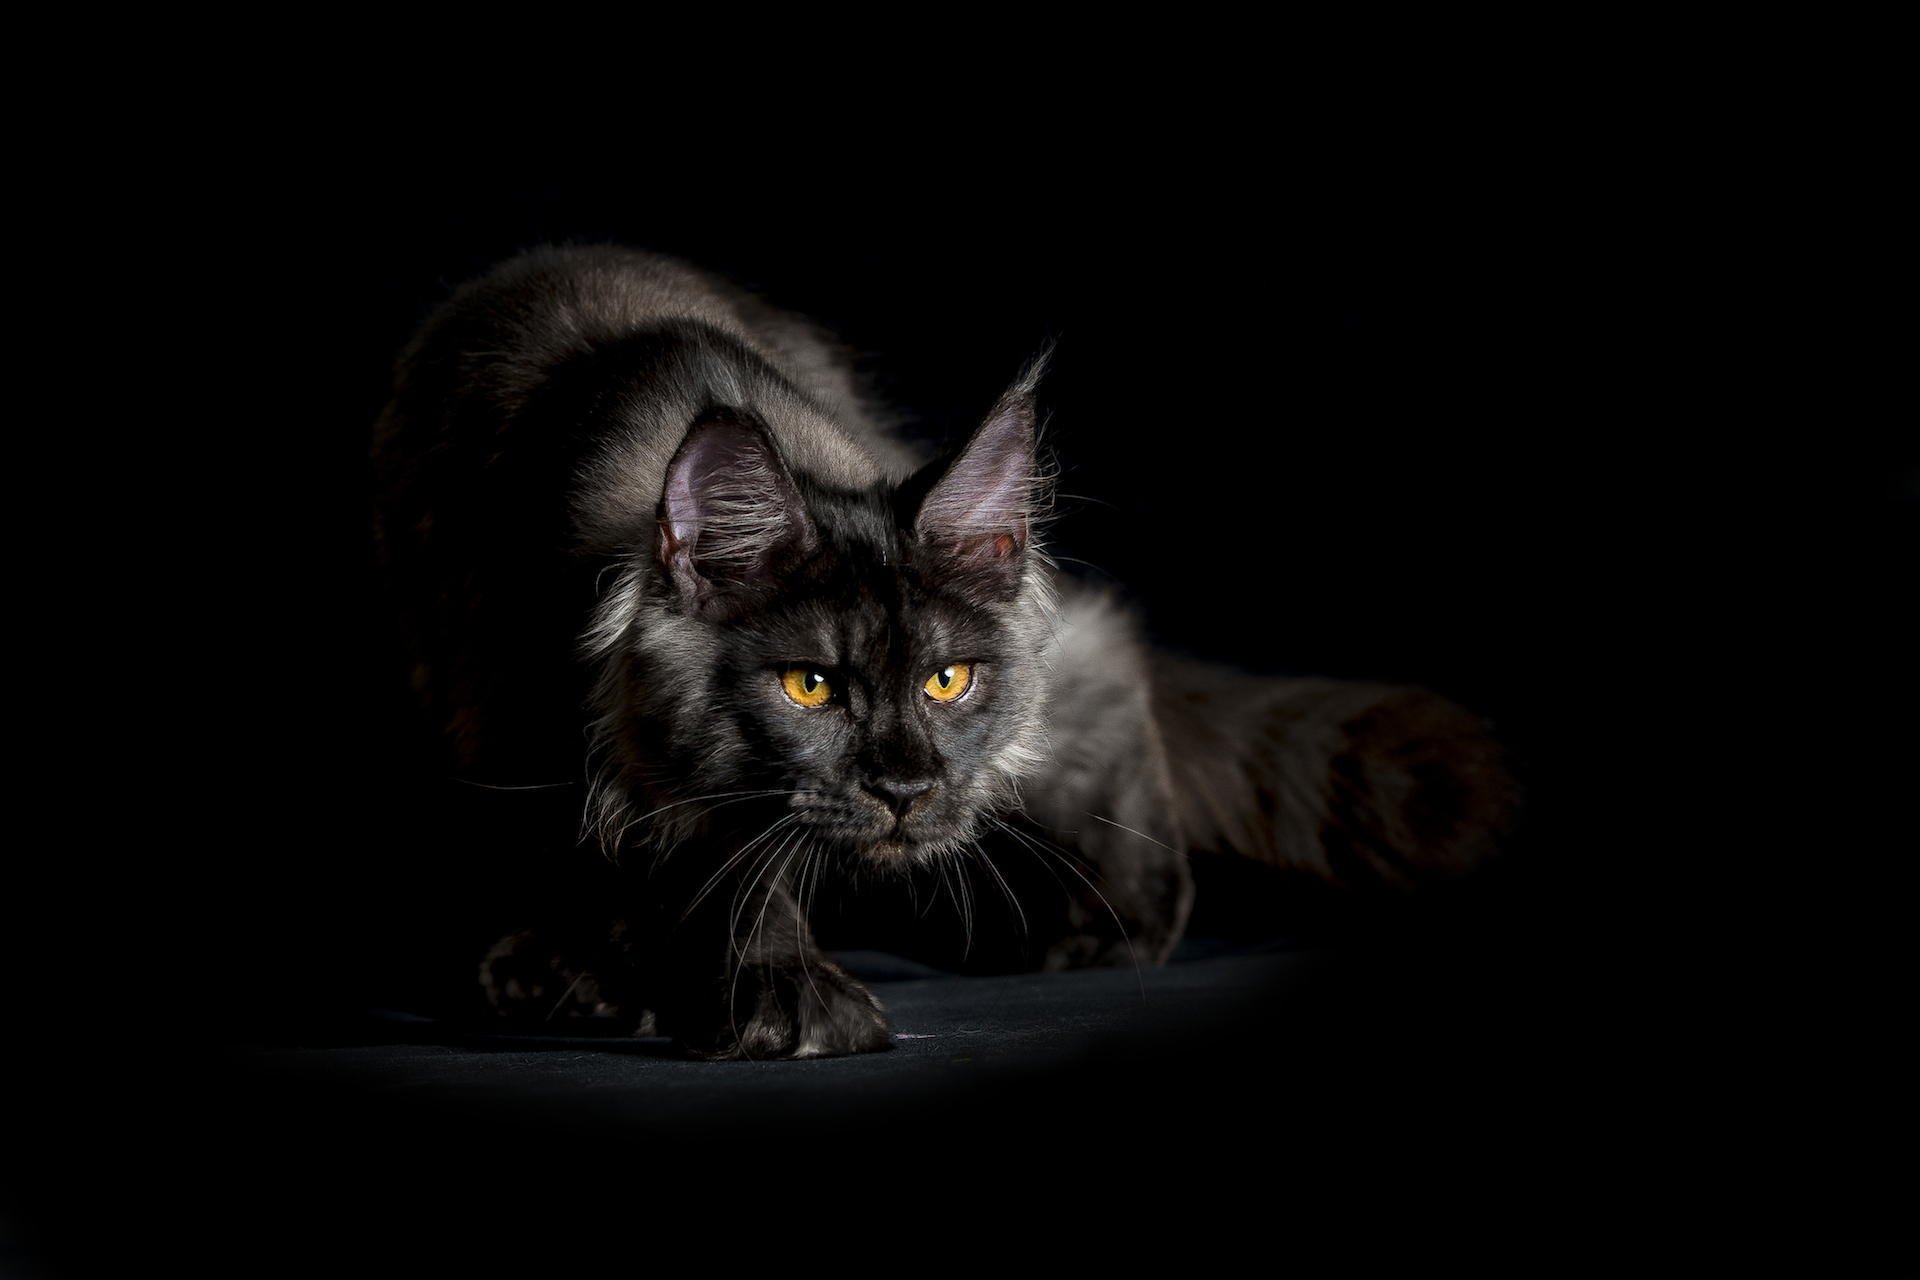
679, 508, 1049, 863
601, 386, 1051, 868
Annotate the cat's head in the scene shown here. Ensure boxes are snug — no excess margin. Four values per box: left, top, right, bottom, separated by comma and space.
591, 367, 1054, 870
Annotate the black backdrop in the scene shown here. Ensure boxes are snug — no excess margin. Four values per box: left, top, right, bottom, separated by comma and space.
29, 131, 1888, 1270
198, 156, 1633, 1022
189, 165, 1644, 1051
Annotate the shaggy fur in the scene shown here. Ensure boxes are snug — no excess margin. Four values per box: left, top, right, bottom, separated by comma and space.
373, 246, 1518, 1059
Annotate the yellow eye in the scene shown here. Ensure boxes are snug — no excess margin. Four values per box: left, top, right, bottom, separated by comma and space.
923, 663, 972, 703
781, 668, 833, 708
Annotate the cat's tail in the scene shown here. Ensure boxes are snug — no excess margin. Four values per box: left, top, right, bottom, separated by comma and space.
1150, 657, 1520, 888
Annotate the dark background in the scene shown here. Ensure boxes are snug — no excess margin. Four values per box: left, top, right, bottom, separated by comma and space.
18, 120, 1908, 1271
210, 159, 1614, 1020
243, 149, 1649, 991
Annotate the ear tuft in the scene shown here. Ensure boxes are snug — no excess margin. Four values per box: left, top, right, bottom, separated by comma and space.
914, 352, 1049, 598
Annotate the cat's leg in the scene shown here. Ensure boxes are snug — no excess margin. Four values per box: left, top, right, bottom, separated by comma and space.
479, 927, 610, 1020
1014, 741, 1195, 971
1024, 811, 1193, 972
1017, 590, 1195, 970
625, 853, 893, 1060
478, 923, 671, 1035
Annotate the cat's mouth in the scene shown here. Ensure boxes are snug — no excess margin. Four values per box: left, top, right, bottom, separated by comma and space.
836, 818, 946, 867
789, 793, 947, 864
858, 814, 925, 863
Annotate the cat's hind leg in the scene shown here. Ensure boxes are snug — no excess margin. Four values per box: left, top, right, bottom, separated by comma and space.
1009, 752, 1195, 972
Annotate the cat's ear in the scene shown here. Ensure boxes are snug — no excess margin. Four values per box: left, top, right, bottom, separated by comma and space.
657, 411, 817, 616
913, 355, 1048, 599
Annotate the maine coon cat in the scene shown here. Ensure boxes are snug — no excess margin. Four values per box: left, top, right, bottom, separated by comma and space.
373, 246, 1516, 1059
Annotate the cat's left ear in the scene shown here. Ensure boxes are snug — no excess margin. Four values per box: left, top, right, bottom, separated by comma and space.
912, 352, 1049, 599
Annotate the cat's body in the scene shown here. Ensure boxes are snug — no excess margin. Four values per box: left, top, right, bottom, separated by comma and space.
373, 246, 1516, 1058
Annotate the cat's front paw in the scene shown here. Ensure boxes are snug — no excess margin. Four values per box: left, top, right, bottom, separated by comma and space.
480, 928, 607, 1020
682, 958, 894, 1060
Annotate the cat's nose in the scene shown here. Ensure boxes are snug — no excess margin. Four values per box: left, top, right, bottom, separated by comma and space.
865, 777, 935, 818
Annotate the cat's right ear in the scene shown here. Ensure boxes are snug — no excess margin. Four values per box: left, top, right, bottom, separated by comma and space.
657, 411, 817, 617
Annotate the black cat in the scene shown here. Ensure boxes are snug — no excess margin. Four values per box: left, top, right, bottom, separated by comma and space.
372, 246, 1516, 1058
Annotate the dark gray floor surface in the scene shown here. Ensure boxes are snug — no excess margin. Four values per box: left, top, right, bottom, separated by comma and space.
235, 946, 1320, 1132
11, 935, 1676, 1272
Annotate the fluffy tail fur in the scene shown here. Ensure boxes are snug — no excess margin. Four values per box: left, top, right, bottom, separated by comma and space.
1151, 656, 1519, 888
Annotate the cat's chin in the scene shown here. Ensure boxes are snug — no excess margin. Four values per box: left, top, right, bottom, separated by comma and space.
865, 838, 911, 863
803, 816, 925, 866
854, 833, 950, 870
804, 814, 960, 868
